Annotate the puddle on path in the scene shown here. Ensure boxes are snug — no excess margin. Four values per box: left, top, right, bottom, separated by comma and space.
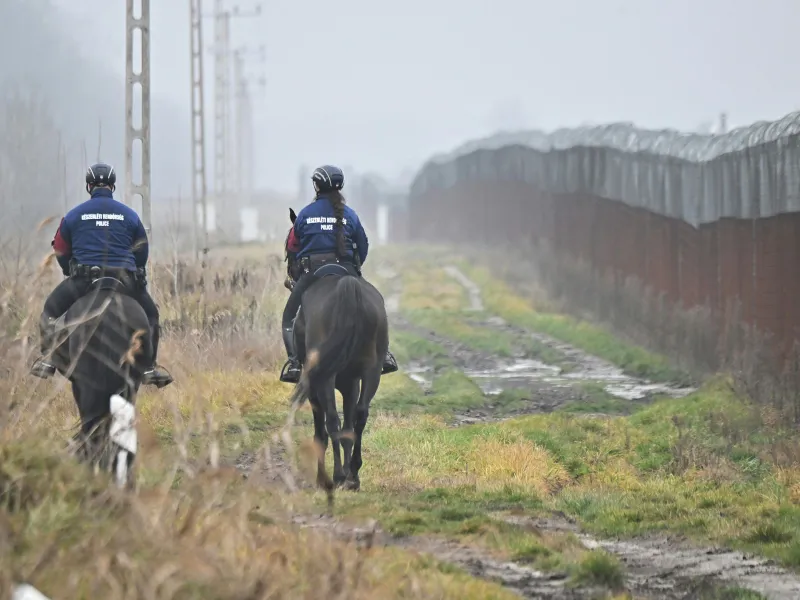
464, 353, 692, 402
435, 270, 695, 403
404, 361, 433, 391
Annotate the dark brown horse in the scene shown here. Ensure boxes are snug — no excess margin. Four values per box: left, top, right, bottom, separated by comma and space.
284, 211, 388, 493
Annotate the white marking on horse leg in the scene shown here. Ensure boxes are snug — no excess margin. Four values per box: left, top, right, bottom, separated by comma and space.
109, 394, 136, 488
115, 450, 129, 488
12, 584, 51, 600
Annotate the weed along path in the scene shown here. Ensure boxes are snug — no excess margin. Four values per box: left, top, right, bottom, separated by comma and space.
289, 251, 800, 600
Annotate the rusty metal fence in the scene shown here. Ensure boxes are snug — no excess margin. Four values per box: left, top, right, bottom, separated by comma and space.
407, 111, 800, 352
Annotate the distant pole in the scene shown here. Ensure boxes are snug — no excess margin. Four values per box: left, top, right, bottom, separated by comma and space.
212, 3, 261, 226
213, 0, 229, 211
718, 112, 728, 134
298, 164, 308, 205
190, 0, 208, 259
232, 44, 265, 207
125, 0, 151, 239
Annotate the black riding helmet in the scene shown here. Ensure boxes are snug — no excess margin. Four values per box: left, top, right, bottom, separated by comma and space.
311, 165, 344, 194
85, 162, 116, 193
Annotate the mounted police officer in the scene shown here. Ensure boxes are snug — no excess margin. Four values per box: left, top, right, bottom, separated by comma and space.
280, 164, 398, 384
30, 162, 173, 388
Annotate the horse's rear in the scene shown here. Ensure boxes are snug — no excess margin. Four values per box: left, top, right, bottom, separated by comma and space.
63, 286, 152, 488
291, 271, 388, 492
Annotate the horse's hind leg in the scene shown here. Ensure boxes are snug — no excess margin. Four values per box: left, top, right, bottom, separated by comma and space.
346, 369, 380, 491
339, 378, 360, 482
319, 379, 345, 485
310, 398, 334, 494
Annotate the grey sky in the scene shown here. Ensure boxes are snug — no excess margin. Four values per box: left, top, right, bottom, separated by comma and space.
49, 0, 800, 194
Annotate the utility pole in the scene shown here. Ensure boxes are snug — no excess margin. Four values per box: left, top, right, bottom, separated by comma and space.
297, 164, 308, 205
190, 0, 208, 259
232, 45, 265, 206
718, 112, 728, 134
125, 0, 151, 238
213, 0, 230, 208
211, 2, 261, 239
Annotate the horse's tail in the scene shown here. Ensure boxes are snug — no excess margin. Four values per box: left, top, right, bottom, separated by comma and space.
308, 276, 378, 387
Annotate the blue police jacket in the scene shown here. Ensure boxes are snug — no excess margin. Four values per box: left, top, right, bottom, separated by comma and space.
52, 188, 149, 272
293, 196, 369, 264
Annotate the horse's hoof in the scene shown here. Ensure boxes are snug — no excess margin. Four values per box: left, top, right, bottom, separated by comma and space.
344, 478, 360, 492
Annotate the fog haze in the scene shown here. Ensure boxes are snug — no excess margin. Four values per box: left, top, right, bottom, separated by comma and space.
9, 0, 800, 197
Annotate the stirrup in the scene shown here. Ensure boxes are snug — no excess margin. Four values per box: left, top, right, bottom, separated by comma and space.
280, 359, 301, 384
143, 365, 173, 388
30, 356, 57, 379
381, 351, 399, 375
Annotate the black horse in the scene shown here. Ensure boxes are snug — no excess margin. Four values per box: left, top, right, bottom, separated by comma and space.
284, 214, 389, 493
45, 275, 152, 488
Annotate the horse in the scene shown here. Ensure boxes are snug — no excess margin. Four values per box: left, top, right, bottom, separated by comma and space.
284, 209, 389, 493
44, 274, 152, 488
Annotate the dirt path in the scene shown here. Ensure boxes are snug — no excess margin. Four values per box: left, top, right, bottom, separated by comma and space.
235, 412, 800, 599
368, 263, 800, 599
284, 509, 800, 600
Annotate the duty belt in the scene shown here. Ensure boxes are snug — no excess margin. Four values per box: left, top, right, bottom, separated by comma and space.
299, 253, 353, 272
69, 263, 145, 285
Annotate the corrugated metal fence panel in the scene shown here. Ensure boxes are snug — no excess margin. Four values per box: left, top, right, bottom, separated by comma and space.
405, 111, 800, 351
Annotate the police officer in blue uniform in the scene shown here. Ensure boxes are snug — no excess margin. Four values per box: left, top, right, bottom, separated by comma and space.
280, 164, 398, 384
30, 163, 173, 388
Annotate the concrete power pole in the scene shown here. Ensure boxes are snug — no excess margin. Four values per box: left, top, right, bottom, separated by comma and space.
125, 0, 151, 238
212, 2, 261, 241
189, 0, 208, 259
232, 45, 265, 206
718, 112, 728, 134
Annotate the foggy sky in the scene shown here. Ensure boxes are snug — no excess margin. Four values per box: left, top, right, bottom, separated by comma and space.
39, 0, 800, 195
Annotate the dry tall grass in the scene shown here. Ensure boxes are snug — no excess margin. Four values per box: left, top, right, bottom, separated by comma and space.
0, 241, 510, 599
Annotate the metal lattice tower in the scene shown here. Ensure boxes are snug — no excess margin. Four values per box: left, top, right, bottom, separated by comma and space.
125, 0, 151, 237
190, 0, 208, 256
232, 49, 243, 195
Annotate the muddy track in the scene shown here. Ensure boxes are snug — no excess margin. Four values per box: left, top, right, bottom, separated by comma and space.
286, 507, 800, 600
234, 416, 800, 599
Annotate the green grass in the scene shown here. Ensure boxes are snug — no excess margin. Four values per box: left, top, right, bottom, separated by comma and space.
569, 549, 625, 589
692, 584, 768, 600
403, 308, 519, 357
559, 383, 647, 416
391, 329, 452, 368
338, 373, 800, 572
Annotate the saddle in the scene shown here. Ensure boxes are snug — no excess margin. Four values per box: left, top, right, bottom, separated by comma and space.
299, 252, 359, 279
89, 275, 127, 293
312, 263, 352, 278
49, 275, 130, 340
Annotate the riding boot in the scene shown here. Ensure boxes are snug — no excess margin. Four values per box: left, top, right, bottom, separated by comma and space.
30, 316, 57, 379
280, 326, 302, 384
142, 323, 173, 388
382, 349, 399, 375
